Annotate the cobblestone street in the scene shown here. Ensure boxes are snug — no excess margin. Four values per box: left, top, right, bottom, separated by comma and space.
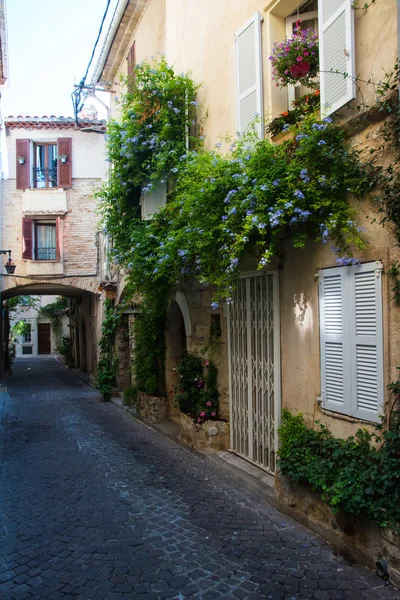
0, 358, 398, 600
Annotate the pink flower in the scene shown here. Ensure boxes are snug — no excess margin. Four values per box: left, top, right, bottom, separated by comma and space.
200, 411, 205, 417
205, 360, 210, 366
206, 401, 212, 407
303, 51, 309, 56
197, 418, 201, 423
211, 412, 216, 417
297, 56, 303, 62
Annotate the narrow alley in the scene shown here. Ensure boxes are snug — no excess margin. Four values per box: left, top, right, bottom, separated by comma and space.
0, 358, 398, 600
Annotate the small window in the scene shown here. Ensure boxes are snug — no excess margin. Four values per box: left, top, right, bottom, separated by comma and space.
22, 346, 33, 355
23, 324, 32, 343
35, 222, 56, 260
33, 143, 58, 189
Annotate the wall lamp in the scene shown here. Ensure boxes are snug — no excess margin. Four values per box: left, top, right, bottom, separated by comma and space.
0, 250, 16, 275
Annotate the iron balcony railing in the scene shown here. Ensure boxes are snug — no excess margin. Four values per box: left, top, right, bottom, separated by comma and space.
32, 167, 57, 188
35, 247, 56, 260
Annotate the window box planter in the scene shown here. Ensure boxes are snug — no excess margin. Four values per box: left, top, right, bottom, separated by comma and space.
271, 130, 294, 145
179, 411, 230, 452
136, 391, 169, 423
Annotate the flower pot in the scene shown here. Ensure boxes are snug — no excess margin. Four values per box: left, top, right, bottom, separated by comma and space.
289, 61, 311, 78
60, 157, 67, 164
18, 157, 25, 165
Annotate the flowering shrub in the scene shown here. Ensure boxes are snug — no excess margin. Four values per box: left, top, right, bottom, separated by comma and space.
175, 352, 219, 423
110, 114, 368, 303
266, 90, 320, 137
269, 22, 319, 88
98, 56, 202, 252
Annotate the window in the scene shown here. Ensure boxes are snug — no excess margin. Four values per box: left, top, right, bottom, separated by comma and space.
35, 222, 56, 260
22, 217, 61, 261
234, 12, 263, 138
318, 262, 384, 423
33, 143, 58, 188
23, 324, 32, 343
16, 138, 72, 190
22, 346, 33, 355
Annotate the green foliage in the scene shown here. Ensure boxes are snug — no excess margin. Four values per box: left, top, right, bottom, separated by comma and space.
132, 293, 167, 396
11, 320, 31, 337
95, 299, 121, 396
98, 56, 202, 255
123, 385, 137, 406
112, 114, 368, 302
8, 296, 39, 313
175, 352, 219, 423
278, 379, 400, 529
265, 90, 320, 137
58, 335, 74, 367
37, 297, 68, 348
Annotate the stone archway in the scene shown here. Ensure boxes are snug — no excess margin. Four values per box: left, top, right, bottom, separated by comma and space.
165, 300, 189, 423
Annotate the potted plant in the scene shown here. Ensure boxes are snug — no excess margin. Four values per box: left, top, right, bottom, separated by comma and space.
17, 156, 25, 165
269, 20, 319, 88
58, 154, 68, 163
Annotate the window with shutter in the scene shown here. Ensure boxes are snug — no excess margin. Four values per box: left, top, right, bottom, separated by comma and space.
16, 139, 31, 190
57, 138, 72, 188
234, 12, 263, 138
319, 262, 384, 422
318, 0, 356, 117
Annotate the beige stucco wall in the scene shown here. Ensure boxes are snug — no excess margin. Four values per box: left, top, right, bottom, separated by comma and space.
110, 0, 397, 145
108, 0, 400, 439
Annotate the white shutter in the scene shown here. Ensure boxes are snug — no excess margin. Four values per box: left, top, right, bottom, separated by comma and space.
318, 0, 356, 117
349, 262, 384, 422
319, 267, 352, 415
234, 13, 263, 138
141, 180, 167, 221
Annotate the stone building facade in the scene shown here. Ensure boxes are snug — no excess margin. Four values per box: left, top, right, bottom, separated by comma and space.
1, 116, 107, 376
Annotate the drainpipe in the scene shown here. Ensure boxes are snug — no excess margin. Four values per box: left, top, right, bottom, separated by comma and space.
91, 0, 130, 86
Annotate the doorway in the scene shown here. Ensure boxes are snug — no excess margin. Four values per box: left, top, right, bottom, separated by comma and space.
228, 272, 281, 474
38, 323, 51, 355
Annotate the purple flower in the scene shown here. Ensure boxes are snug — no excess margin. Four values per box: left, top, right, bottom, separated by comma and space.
211, 301, 219, 310
300, 169, 310, 183
273, 179, 280, 186
294, 189, 305, 200
222, 215, 228, 221
318, 140, 327, 146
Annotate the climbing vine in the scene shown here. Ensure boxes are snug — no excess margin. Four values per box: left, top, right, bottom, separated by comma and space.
37, 296, 68, 348
95, 299, 122, 396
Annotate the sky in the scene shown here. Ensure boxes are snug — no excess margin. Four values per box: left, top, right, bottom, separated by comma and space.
3, 0, 117, 118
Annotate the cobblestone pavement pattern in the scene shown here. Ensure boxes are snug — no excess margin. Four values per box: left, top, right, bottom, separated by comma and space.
0, 358, 399, 600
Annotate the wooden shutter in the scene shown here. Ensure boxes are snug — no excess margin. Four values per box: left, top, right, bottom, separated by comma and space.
22, 217, 33, 260
234, 12, 263, 138
16, 139, 30, 189
349, 262, 384, 422
57, 138, 72, 188
318, 0, 356, 117
56, 217, 62, 260
319, 267, 352, 416
127, 41, 136, 91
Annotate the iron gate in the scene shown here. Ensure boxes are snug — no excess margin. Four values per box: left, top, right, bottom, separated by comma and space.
228, 272, 280, 473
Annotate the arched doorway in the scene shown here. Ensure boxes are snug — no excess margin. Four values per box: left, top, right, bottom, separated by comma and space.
165, 300, 188, 423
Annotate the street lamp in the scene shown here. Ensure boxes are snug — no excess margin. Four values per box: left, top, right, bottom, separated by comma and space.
0, 250, 16, 275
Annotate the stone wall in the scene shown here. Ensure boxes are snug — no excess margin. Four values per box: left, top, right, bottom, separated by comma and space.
276, 476, 400, 588
136, 392, 169, 423
179, 412, 230, 452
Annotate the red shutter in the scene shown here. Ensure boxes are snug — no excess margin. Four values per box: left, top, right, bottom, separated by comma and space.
127, 42, 136, 91
16, 139, 30, 189
57, 138, 72, 188
56, 216, 62, 260
22, 217, 33, 260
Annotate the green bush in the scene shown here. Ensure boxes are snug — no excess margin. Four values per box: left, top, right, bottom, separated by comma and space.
59, 335, 74, 367
175, 352, 219, 423
123, 385, 137, 406
278, 387, 400, 529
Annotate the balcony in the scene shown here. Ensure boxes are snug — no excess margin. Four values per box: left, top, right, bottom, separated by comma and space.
33, 167, 57, 189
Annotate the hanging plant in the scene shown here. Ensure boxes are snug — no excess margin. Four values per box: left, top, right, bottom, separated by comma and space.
269, 20, 319, 88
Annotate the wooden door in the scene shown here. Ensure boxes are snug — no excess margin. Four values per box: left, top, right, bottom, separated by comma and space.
38, 323, 51, 355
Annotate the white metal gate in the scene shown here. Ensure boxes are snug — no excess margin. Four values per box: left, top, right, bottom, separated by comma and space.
228, 272, 280, 473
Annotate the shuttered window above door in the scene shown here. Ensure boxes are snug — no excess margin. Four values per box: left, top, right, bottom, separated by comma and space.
319, 261, 384, 423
